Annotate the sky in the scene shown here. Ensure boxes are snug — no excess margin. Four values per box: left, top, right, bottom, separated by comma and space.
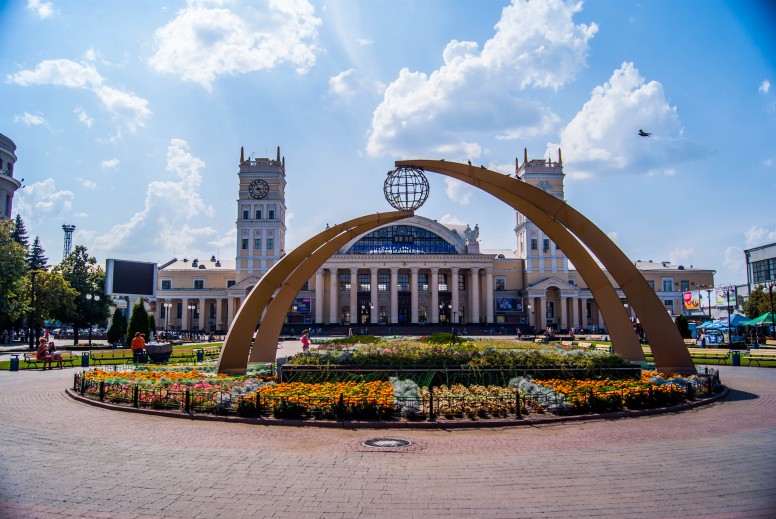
2, 0, 775, 288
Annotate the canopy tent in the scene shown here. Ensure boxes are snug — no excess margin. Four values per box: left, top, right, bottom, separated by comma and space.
742, 312, 776, 326
728, 313, 751, 327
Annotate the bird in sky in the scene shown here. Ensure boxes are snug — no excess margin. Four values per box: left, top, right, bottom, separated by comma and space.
638, 129, 652, 137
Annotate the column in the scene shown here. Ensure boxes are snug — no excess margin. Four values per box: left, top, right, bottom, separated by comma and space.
450, 267, 460, 324
598, 309, 605, 332
390, 267, 399, 324
315, 269, 324, 324
329, 268, 338, 325
430, 268, 439, 324
571, 296, 579, 330
559, 296, 567, 331
485, 268, 494, 325
226, 296, 235, 330
469, 268, 480, 324
349, 267, 358, 324
198, 297, 206, 331
410, 267, 419, 324
538, 296, 546, 330
527, 296, 535, 330
181, 298, 189, 331
215, 297, 223, 334
370, 268, 379, 325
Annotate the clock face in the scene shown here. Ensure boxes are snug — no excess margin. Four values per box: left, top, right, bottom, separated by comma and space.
248, 179, 269, 199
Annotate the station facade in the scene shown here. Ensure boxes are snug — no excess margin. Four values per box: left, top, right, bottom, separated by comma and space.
154, 146, 714, 334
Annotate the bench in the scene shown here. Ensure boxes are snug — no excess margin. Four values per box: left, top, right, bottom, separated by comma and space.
577, 342, 592, 350
592, 344, 613, 354
201, 347, 220, 359
560, 341, 574, 349
686, 347, 731, 364
744, 349, 776, 366
90, 349, 134, 365
642, 346, 653, 357
169, 348, 197, 362
22, 351, 79, 369
683, 339, 697, 346
759, 340, 776, 349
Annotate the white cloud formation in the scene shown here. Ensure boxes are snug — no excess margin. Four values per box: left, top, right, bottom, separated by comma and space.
439, 213, 464, 225
327, 68, 384, 103
367, 0, 597, 158
668, 247, 693, 266
745, 226, 776, 248
606, 231, 618, 243
444, 177, 473, 205
80, 139, 217, 259
77, 178, 97, 189
723, 246, 745, 277
14, 112, 46, 126
14, 178, 74, 223
27, 0, 54, 19
74, 107, 94, 127
759, 79, 771, 94
149, 0, 321, 89
7, 59, 151, 133
357, 37, 372, 46
101, 158, 120, 169
555, 62, 706, 179
764, 158, 774, 167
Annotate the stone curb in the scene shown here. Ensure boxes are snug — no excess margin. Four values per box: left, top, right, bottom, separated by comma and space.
65, 386, 729, 429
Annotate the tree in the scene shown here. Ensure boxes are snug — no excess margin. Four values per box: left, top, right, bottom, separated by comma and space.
0, 220, 28, 335
53, 245, 110, 345
107, 309, 127, 346
743, 287, 770, 318
11, 214, 29, 249
126, 298, 150, 345
675, 315, 691, 339
149, 314, 157, 335
26, 236, 49, 271
21, 270, 77, 339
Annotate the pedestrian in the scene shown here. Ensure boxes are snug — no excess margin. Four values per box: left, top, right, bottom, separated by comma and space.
48, 341, 63, 369
301, 329, 310, 353
348, 327, 353, 337
130, 332, 146, 363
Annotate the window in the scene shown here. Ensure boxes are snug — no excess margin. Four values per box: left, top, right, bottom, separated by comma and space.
176, 303, 182, 318
419, 273, 428, 291
647, 280, 655, 290
438, 274, 448, 292
458, 274, 466, 291
358, 274, 370, 292
546, 301, 555, 318
194, 280, 204, 289
378, 274, 389, 291
266, 238, 274, 250
242, 210, 249, 220
340, 273, 351, 291
568, 279, 576, 286
398, 273, 409, 291
268, 209, 275, 220
254, 238, 261, 250
662, 278, 673, 292
227, 280, 236, 288
664, 299, 674, 308
531, 239, 537, 250
751, 258, 776, 283
161, 279, 171, 289
681, 280, 690, 292
241, 239, 248, 250
255, 210, 261, 219
495, 277, 506, 291
161, 305, 167, 318
209, 303, 216, 319
543, 239, 550, 252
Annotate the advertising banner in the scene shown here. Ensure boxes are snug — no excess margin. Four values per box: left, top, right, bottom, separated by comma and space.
291, 297, 311, 314
683, 291, 700, 310
495, 297, 522, 312
715, 288, 735, 306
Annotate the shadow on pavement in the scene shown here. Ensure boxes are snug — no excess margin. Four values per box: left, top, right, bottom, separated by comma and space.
724, 388, 759, 402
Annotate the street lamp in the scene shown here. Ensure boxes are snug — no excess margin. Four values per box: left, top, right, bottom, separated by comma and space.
85, 293, 100, 346
769, 282, 775, 339
699, 284, 714, 324
187, 303, 196, 338
725, 287, 733, 345
163, 302, 172, 334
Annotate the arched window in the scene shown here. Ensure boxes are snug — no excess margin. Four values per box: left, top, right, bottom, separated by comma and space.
346, 225, 456, 255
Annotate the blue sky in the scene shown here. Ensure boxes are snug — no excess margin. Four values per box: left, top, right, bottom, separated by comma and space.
2, 0, 774, 287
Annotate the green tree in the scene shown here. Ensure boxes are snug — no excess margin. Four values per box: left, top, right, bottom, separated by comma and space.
675, 315, 691, 339
743, 286, 770, 318
21, 270, 78, 338
26, 236, 49, 271
107, 309, 127, 346
53, 246, 110, 345
0, 220, 29, 335
11, 214, 29, 249
126, 298, 151, 345
149, 313, 157, 334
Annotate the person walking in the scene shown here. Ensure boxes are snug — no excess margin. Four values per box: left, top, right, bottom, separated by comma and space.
130, 332, 146, 363
301, 330, 310, 353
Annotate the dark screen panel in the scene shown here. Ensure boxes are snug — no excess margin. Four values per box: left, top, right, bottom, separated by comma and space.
109, 259, 156, 296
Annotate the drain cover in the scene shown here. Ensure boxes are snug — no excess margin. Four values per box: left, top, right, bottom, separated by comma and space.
362, 438, 412, 448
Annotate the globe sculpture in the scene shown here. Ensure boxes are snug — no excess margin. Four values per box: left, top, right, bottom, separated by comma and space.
384, 166, 429, 211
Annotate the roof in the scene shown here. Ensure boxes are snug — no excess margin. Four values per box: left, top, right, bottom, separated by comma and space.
158, 257, 236, 271
633, 260, 711, 272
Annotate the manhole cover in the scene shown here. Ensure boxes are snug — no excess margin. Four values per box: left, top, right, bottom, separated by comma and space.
362, 438, 412, 448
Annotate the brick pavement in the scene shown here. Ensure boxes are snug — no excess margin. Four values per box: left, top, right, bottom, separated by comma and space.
1, 366, 775, 518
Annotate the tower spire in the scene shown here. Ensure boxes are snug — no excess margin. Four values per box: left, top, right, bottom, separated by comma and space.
240, 146, 244, 163
524, 147, 528, 165
276, 146, 280, 162
558, 148, 562, 165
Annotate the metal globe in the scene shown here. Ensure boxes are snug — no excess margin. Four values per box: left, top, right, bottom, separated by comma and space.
383, 166, 429, 211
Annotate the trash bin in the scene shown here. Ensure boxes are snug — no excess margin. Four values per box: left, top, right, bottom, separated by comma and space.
81, 352, 90, 367
731, 351, 740, 366
10, 355, 19, 372
196, 349, 204, 363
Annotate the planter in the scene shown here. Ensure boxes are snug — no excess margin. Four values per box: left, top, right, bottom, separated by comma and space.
145, 343, 173, 363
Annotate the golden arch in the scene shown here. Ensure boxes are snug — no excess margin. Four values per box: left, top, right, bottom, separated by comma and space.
217, 211, 413, 374
397, 160, 694, 374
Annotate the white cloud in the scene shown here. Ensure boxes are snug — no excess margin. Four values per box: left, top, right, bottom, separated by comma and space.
444, 177, 473, 205
759, 79, 771, 94
367, 0, 597, 158
77, 178, 97, 189
14, 112, 46, 126
27, 0, 54, 19
74, 107, 94, 127
668, 247, 693, 265
745, 226, 776, 248
555, 62, 707, 179
7, 59, 151, 133
606, 231, 618, 243
327, 68, 384, 103
723, 246, 745, 276
14, 178, 74, 223
101, 158, 120, 169
149, 0, 321, 90
357, 37, 372, 46
439, 213, 464, 225
764, 159, 774, 167
80, 139, 217, 259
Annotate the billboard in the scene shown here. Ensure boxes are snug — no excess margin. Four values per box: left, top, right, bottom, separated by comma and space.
291, 297, 311, 314
105, 259, 157, 298
683, 291, 700, 311
495, 297, 522, 312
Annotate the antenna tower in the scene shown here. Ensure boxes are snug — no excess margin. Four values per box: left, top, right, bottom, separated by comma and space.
62, 224, 76, 260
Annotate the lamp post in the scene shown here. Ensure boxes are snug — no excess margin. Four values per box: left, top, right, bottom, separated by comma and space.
28, 270, 37, 350
163, 303, 172, 335
725, 287, 733, 345
85, 293, 100, 346
769, 282, 775, 339
699, 284, 713, 324
187, 303, 196, 338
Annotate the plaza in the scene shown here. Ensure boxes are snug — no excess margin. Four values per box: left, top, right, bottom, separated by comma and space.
1, 361, 775, 518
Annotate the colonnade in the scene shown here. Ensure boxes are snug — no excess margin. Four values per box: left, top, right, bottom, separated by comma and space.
156, 296, 244, 333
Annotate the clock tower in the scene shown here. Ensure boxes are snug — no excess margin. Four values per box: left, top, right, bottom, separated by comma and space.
235, 146, 286, 283
514, 148, 568, 275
